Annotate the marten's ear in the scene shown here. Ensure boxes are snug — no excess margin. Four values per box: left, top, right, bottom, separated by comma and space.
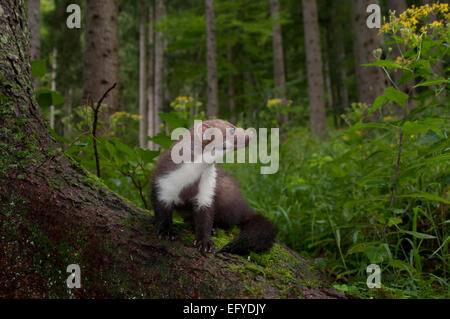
195, 122, 211, 141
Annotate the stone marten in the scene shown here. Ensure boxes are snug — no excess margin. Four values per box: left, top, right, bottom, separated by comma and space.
150, 119, 276, 255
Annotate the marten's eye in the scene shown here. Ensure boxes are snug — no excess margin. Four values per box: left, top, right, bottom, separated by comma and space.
228, 128, 235, 135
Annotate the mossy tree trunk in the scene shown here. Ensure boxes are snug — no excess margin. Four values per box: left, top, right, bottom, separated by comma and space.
0, 0, 351, 299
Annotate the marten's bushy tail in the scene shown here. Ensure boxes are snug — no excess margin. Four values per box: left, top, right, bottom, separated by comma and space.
217, 214, 277, 255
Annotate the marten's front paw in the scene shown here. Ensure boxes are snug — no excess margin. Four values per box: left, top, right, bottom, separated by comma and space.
157, 229, 177, 241
193, 238, 215, 253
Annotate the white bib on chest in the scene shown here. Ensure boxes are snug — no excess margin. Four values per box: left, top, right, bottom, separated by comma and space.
156, 163, 217, 208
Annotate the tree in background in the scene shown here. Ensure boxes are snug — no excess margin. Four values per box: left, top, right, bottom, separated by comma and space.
148, 1, 156, 150
154, 0, 165, 141
269, 0, 288, 124
27, 0, 40, 91
227, 44, 236, 123
302, 0, 328, 139
83, 0, 120, 123
323, 0, 350, 128
205, 0, 219, 118
352, 0, 386, 119
139, 0, 147, 148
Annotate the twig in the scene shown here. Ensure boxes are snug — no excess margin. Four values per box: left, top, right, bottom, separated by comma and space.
90, 83, 117, 178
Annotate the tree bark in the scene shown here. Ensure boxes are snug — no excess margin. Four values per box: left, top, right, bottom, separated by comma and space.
352, 0, 385, 119
139, 0, 147, 149
147, 2, 155, 150
0, 0, 353, 299
302, 0, 328, 139
154, 0, 164, 142
326, 2, 349, 128
270, 0, 288, 124
27, 0, 40, 91
205, 0, 219, 118
83, 0, 120, 125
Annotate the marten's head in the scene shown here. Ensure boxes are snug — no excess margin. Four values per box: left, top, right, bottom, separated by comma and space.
178, 119, 253, 163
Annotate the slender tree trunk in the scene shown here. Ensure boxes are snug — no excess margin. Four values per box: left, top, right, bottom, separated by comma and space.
139, 0, 147, 149
227, 45, 236, 123
324, 57, 334, 121
302, 0, 328, 139
83, 0, 120, 125
50, 48, 57, 130
147, 2, 155, 150
64, 89, 73, 139
336, 29, 349, 126
154, 0, 164, 142
270, 0, 288, 124
205, 0, 219, 118
27, 0, 40, 91
352, 0, 385, 119
326, 2, 349, 128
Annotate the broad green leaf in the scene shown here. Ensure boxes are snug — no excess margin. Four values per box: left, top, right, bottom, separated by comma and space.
402, 121, 431, 136
388, 259, 417, 273
388, 217, 402, 227
346, 241, 380, 255
51, 91, 65, 105
363, 60, 404, 69
351, 122, 395, 131
147, 133, 174, 149
36, 91, 52, 108
414, 77, 449, 88
136, 148, 159, 163
370, 95, 387, 111
35, 89, 65, 108
398, 230, 437, 240
384, 87, 408, 108
158, 112, 190, 129
397, 193, 450, 205
31, 59, 47, 78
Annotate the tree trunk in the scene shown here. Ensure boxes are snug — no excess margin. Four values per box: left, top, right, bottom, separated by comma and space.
27, 0, 40, 91
352, 0, 385, 119
83, 0, 120, 125
324, 57, 334, 121
154, 0, 164, 141
270, 0, 288, 124
0, 0, 354, 299
205, 0, 219, 118
227, 44, 236, 123
326, 2, 349, 128
302, 0, 328, 139
139, 0, 147, 149
147, 2, 155, 150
